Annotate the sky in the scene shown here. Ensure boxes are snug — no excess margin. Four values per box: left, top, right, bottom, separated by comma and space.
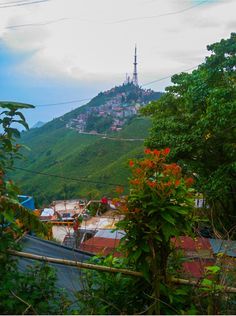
0, 0, 235, 126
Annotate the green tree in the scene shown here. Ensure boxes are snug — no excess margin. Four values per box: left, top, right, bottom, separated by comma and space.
142, 33, 236, 234
117, 148, 196, 314
0, 102, 48, 241
0, 103, 68, 314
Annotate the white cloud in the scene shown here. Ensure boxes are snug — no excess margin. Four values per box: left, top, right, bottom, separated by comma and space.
0, 0, 235, 90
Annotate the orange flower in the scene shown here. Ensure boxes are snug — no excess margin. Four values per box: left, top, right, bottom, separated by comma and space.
129, 160, 135, 167
142, 159, 154, 168
153, 149, 160, 156
147, 180, 156, 188
135, 168, 142, 174
175, 180, 180, 187
130, 179, 140, 185
163, 148, 170, 155
163, 163, 181, 176
185, 177, 194, 187
144, 148, 152, 154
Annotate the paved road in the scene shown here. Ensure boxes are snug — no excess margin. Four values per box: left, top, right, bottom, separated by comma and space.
78, 131, 144, 141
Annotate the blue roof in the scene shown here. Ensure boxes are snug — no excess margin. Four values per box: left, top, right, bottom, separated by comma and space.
18, 195, 35, 210
209, 239, 236, 258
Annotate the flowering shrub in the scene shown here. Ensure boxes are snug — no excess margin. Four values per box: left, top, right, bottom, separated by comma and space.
117, 148, 196, 314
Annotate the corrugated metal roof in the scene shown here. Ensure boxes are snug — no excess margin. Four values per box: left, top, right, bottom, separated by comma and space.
80, 237, 122, 257
209, 239, 236, 258
94, 230, 124, 239
18, 235, 91, 297
182, 259, 215, 278
19, 195, 35, 210
172, 236, 212, 252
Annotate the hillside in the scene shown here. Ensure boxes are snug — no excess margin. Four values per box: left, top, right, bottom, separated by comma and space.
12, 84, 162, 207
31, 121, 45, 129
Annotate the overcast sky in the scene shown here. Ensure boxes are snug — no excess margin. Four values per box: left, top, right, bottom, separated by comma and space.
0, 0, 235, 126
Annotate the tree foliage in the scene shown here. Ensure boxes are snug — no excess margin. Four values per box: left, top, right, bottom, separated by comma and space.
0, 102, 49, 243
141, 33, 236, 234
0, 102, 61, 314
116, 148, 196, 314
0, 263, 70, 315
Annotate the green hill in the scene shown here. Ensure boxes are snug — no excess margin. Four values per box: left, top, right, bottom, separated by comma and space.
12, 84, 162, 207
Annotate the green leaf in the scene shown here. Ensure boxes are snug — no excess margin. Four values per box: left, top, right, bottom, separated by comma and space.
3, 210, 15, 223
201, 278, 213, 287
161, 212, 176, 225
167, 205, 188, 215
205, 265, 221, 274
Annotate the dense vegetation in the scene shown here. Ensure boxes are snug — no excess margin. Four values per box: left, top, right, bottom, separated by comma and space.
84, 113, 113, 132
142, 33, 236, 236
13, 116, 151, 207
0, 103, 70, 315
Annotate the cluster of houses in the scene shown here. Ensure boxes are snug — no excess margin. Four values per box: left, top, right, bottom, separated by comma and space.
66, 84, 156, 133
18, 194, 236, 286
34, 198, 123, 251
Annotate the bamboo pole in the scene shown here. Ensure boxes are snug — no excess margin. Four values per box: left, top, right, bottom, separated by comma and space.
170, 277, 236, 293
7, 249, 142, 277
8, 249, 236, 293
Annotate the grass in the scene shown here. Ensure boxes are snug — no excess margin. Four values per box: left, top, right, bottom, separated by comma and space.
12, 117, 150, 207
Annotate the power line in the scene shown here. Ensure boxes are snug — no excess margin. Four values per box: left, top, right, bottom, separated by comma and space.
14, 167, 127, 187
0, 0, 39, 4
6, 17, 69, 29
108, 0, 208, 24
0, 0, 51, 8
2, 0, 211, 29
36, 98, 92, 107
142, 65, 198, 87
0, 0, 32, 4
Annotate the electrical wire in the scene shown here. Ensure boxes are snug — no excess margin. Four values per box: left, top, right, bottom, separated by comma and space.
36, 98, 92, 107
0, 0, 34, 4
14, 166, 127, 187
142, 65, 198, 87
6, 17, 69, 29
108, 0, 208, 24
2, 0, 210, 29
0, 0, 51, 8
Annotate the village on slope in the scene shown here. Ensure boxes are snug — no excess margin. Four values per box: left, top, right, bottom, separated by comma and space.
20, 194, 236, 281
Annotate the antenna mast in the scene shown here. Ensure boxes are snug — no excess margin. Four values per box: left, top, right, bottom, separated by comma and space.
132, 45, 138, 86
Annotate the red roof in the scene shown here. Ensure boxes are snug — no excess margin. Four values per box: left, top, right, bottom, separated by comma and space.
80, 235, 216, 278
172, 236, 212, 251
182, 259, 214, 278
80, 237, 122, 257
